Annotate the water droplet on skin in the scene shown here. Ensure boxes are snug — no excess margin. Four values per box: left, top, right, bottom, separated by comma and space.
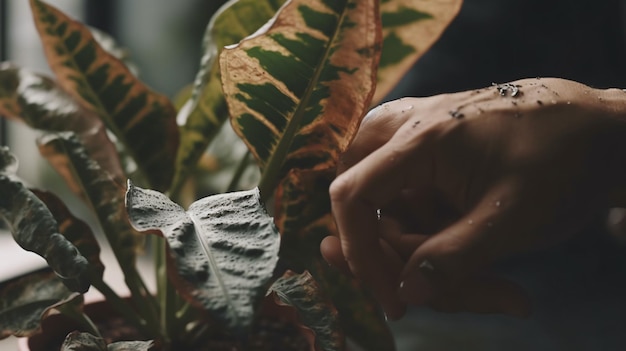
495, 201, 501, 207
566, 101, 571, 105
551, 100, 557, 104
406, 105, 414, 110
468, 219, 474, 224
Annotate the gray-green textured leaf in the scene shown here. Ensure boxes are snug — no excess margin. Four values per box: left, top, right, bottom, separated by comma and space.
61, 331, 107, 351
0, 147, 90, 293
0, 271, 83, 339
61, 332, 154, 351
271, 271, 344, 351
125, 182, 281, 332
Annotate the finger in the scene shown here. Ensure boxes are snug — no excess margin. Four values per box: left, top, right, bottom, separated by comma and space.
320, 236, 351, 275
330, 127, 437, 319
338, 99, 417, 174
378, 216, 429, 260
397, 187, 535, 305
428, 275, 531, 318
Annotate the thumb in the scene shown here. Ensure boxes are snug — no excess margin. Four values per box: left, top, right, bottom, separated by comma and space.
397, 197, 533, 316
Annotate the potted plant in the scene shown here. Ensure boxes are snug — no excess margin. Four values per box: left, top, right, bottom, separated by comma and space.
0, 0, 461, 350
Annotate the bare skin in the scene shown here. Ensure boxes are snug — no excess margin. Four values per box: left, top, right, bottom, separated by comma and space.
322, 78, 626, 320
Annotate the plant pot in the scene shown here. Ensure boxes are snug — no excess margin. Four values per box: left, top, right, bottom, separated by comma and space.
19, 297, 314, 351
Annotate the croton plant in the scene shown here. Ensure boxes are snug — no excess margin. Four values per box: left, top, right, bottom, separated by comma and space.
0, 0, 461, 350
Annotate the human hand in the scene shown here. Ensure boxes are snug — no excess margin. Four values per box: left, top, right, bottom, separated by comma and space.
322, 78, 626, 320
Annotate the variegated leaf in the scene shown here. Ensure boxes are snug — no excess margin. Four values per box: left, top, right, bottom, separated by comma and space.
270, 271, 344, 351
37, 133, 142, 269
275, 169, 333, 270
374, 0, 462, 102
29, 0, 179, 191
0, 62, 125, 186
61, 331, 107, 351
275, 169, 394, 351
0, 271, 84, 339
172, 0, 285, 195
89, 27, 139, 76
310, 259, 395, 351
61, 332, 154, 351
125, 182, 280, 332
220, 0, 382, 196
0, 147, 90, 293
32, 189, 105, 282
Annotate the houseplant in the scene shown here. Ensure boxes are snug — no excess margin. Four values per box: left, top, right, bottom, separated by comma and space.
0, 0, 461, 350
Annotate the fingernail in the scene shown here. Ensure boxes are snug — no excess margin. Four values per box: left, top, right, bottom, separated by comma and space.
398, 271, 433, 305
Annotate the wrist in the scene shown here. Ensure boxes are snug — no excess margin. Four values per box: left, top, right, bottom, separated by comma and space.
598, 88, 626, 206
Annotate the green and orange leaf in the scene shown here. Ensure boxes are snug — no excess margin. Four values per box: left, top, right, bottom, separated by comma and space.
270, 271, 344, 351
220, 0, 382, 196
0, 62, 125, 187
374, 0, 462, 102
29, 0, 179, 191
275, 170, 394, 351
310, 259, 395, 351
172, 0, 285, 195
38, 133, 143, 269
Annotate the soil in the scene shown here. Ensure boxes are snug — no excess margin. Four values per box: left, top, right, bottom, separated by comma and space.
29, 315, 310, 351
98, 316, 310, 351
27, 298, 311, 351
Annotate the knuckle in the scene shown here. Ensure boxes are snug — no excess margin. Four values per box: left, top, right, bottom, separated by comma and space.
329, 172, 357, 203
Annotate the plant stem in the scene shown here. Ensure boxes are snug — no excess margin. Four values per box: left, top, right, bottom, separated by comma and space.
124, 269, 161, 333
57, 304, 102, 338
226, 151, 251, 192
91, 279, 157, 338
153, 236, 177, 341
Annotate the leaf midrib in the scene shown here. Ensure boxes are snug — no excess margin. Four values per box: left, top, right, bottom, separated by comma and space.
188, 211, 239, 325
257, 1, 351, 199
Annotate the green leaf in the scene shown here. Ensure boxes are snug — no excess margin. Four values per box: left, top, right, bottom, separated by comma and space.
61, 332, 154, 351
0, 62, 125, 186
220, 0, 382, 196
0, 271, 84, 339
374, 0, 463, 102
0, 147, 90, 293
172, 0, 285, 195
32, 189, 105, 282
125, 182, 281, 332
29, 0, 179, 191
275, 170, 395, 351
89, 27, 139, 76
37, 133, 142, 270
270, 271, 344, 351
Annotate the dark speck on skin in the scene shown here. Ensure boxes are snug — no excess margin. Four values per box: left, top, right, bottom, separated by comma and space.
412, 120, 421, 128
449, 110, 465, 119
493, 83, 522, 97
537, 100, 543, 105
